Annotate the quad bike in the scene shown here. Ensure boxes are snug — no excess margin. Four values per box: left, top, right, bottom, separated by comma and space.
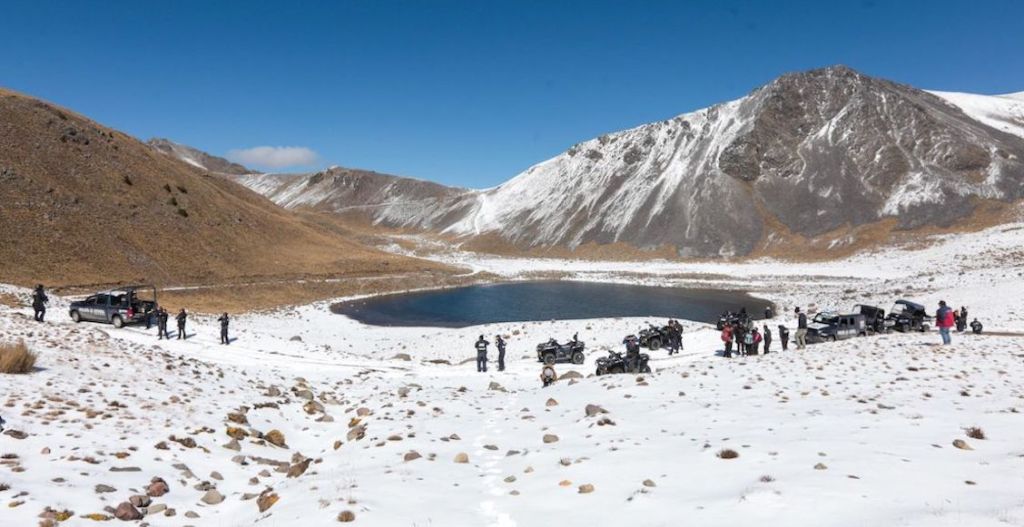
595, 350, 651, 376
536, 338, 585, 365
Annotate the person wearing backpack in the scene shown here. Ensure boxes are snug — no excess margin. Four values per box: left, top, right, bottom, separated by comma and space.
936, 301, 955, 345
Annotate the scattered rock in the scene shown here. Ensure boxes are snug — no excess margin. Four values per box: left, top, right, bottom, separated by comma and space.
257, 491, 279, 512
304, 400, 325, 414
226, 427, 249, 440
642, 479, 656, 487
404, 451, 422, 462
337, 510, 356, 522
392, 353, 412, 361
504, 475, 517, 483
814, 463, 828, 470
95, 484, 117, 494
953, 439, 973, 450
294, 389, 314, 400
558, 370, 583, 380
488, 381, 507, 392
201, 489, 225, 505
265, 430, 287, 448
223, 439, 241, 451
545, 398, 558, 407
347, 424, 366, 442
454, 452, 470, 463
146, 477, 169, 497
543, 434, 559, 444
147, 503, 167, 515
114, 502, 143, 521
2, 430, 27, 440
584, 404, 607, 417
287, 458, 311, 478
128, 494, 151, 508
578, 483, 595, 494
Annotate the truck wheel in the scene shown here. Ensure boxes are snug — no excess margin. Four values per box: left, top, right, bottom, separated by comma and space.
71, 310, 81, 323
543, 353, 556, 365
571, 351, 584, 365
829, 335, 837, 342
112, 315, 124, 329
648, 338, 661, 350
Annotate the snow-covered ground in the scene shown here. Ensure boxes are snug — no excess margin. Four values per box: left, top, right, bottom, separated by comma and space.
2, 220, 1024, 526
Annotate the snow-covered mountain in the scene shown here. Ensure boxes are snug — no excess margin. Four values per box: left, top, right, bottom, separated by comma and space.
235, 66, 1024, 257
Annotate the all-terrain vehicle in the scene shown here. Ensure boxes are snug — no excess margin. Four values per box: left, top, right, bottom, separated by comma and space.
69, 285, 158, 328
886, 300, 931, 332
716, 311, 752, 331
806, 312, 867, 343
594, 350, 652, 375
853, 304, 892, 334
536, 338, 585, 365
638, 324, 673, 350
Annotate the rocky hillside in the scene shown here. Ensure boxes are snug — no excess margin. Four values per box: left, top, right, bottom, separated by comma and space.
0, 88, 446, 287
235, 66, 1024, 257
148, 138, 252, 175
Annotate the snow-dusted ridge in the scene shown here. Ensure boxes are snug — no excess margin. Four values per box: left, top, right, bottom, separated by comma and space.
233, 66, 1024, 258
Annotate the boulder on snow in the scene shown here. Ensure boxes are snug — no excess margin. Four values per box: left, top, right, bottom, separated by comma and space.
584, 404, 607, 417
265, 430, 287, 448
543, 434, 559, 444
114, 502, 143, 521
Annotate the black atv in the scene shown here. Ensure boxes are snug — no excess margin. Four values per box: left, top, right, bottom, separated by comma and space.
595, 350, 651, 376
886, 300, 931, 333
716, 312, 751, 331
638, 325, 673, 350
853, 304, 891, 334
536, 338, 585, 365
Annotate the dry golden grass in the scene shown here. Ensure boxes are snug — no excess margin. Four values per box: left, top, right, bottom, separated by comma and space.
0, 292, 21, 307
965, 427, 986, 440
717, 448, 739, 459
0, 340, 37, 374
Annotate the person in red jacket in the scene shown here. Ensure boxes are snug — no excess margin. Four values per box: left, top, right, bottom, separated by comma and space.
936, 300, 955, 345
721, 324, 734, 358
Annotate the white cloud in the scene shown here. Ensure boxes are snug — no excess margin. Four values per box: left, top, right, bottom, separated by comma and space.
227, 146, 318, 169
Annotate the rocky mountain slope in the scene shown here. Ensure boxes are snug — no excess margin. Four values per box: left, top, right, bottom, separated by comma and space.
148, 138, 252, 175
235, 66, 1024, 257
0, 88, 446, 288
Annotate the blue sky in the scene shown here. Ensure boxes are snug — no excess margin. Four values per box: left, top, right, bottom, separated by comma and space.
2, 0, 1022, 187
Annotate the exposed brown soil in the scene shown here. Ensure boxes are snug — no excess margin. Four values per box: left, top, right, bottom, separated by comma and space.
0, 87, 457, 297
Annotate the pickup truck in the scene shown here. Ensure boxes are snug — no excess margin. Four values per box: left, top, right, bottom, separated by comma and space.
69, 285, 158, 328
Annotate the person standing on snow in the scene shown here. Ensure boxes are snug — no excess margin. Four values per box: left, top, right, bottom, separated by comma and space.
157, 307, 171, 339
176, 309, 188, 340
795, 307, 808, 350
763, 324, 773, 354
31, 284, 49, 323
218, 312, 230, 345
721, 324, 734, 358
495, 335, 506, 372
957, 306, 968, 332
474, 335, 490, 373
936, 301, 955, 345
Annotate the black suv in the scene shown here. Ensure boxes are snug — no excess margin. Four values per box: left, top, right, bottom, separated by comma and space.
806, 312, 867, 343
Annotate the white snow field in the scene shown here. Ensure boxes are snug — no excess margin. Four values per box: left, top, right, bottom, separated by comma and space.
2, 220, 1024, 526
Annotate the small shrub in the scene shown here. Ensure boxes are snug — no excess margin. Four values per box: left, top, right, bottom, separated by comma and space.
965, 427, 986, 440
0, 340, 37, 374
163, 183, 172, 193
717, 448, 739, 459
122, 175, 133, 186
167, 197, 178, 207
176, 208, 189, 218
0, 482, 10, 491
176, 185, 187, 194
759, 474, 775, 483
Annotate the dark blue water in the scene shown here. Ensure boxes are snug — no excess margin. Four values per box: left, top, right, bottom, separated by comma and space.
331, 281, 770, 328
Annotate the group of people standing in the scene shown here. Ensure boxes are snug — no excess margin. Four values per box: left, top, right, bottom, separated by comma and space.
664, 319, 684, 355
474, 334, 506, 372
720, 306, 798, 358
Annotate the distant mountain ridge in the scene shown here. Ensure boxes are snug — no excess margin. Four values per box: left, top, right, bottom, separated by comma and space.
227, 66, 1024, 257
148, 138, 252, 175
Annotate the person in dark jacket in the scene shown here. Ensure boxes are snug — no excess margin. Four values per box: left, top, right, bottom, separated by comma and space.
176, 309, 188, 340
623, 334, 641, 371
763, 324, 773, 354
764, 306, 774, 319
495, 335, 506, 372
31, 284, 49, 322
157, 308, 171, 339
795, 307, 808, 350
218, 313, 230, 345
970, 318, 983, 334
778, 325, 790, 351
474, 335, 490, 372
735, 325, 747, 356
957, 306, 968, 332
